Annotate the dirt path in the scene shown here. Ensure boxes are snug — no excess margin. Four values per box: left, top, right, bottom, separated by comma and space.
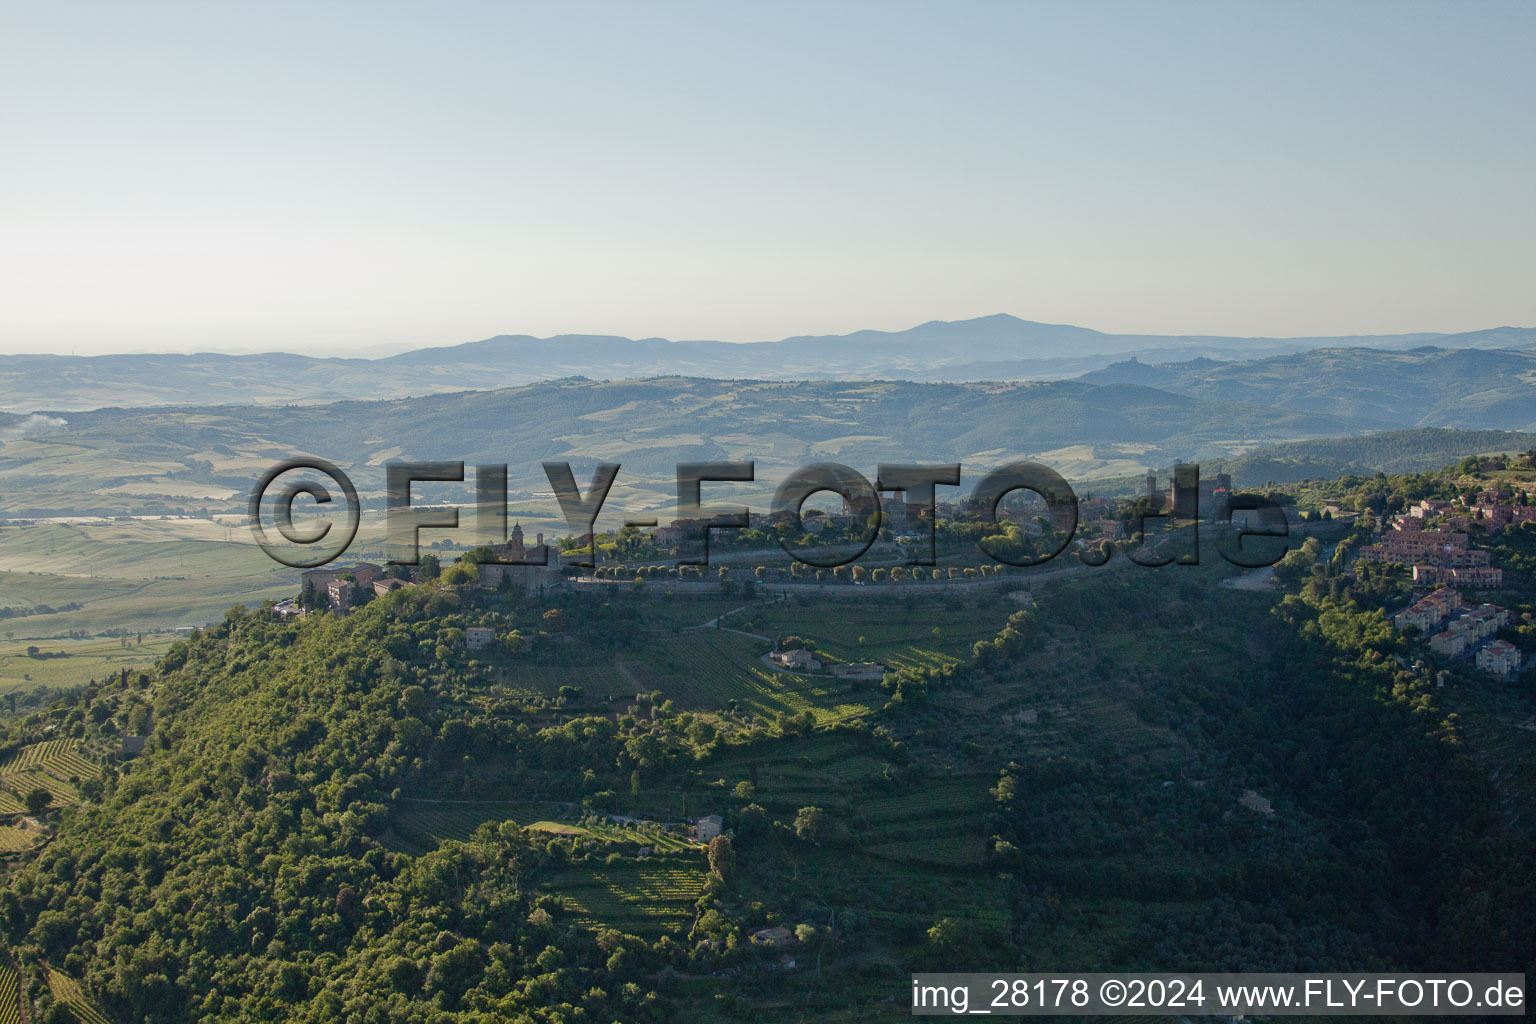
690, 595, 784, 636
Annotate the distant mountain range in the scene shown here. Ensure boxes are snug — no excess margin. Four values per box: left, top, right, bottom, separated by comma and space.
5, 314, 1535, 412
9, 316, 1536, 519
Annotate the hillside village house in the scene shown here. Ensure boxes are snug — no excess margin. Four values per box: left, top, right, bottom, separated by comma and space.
1084, 519, 1127, 540
1429, 629, 1467, 658
1356, 523, 1505, 587
750, 926, 795, 949
1411, 565, 1504, 588
465, 627, 496, 650
1400, 590, 1513, 668
326, 580, 352, 612
1477, 639, 1522, 679
770, 649, 821, 671
300, 566, 348, 598
302, 563, 387, 611
1394, 490, 1536, 532
1393, 588, 1463, 634
692, 814, 724, 841
1388, 574, 1517, 675
1412, 499, 1455, 519
1358, 530, 1479, 565
652, 524, 687, 547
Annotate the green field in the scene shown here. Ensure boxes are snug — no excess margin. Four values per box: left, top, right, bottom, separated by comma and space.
0, 519, 278, 577
0, 634, 179, 695
0, 520, 303, 639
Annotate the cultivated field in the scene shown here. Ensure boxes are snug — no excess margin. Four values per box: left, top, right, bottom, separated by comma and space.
46, 965, 112, 1024
0, 826, 39, 854
630, 630, 874, 725
0, 739, 99, 814
736, 598, 1011, 670
391, 801, 554, 851
0, 519, 299, 639
494, 661, 630, 700
526, 819, 697, 851
0, 634, 178, 696
546, 857, 707, 935
0, 958, 18, 1024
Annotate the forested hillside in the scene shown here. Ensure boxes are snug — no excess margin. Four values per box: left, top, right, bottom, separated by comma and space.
0, 490, 1530, 1020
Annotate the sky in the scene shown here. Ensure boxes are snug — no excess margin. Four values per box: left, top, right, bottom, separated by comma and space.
1, 1, 1533, 356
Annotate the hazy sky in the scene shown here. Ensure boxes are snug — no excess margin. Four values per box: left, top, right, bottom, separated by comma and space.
2, 1, 1533, 355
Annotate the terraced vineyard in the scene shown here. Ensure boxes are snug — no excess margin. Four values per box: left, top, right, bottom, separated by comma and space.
822, 754, 890, 781
46, 965, 112, 1024
0, 958, 18, 1024
0, 826, 39, 854
0, 739, 95, 776
704, 733, 855, 775
867, 833, 988, 867
393, 802, 698, 854
498, 661, 630, 699
526, 819, 697, 851
704, 734, 900, 814
853, 870, 1011, 931
548, 858, 707, 935
394, 801, 547, 849
633, 631, 873, 725
857, 776, 992, 823
0, 739, 97, 813
739, 599, 1007, 668
703, 724, 994, 870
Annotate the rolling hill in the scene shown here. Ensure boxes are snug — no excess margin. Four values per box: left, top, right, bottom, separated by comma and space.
1080, 347, 1536, 430
1206, 427, 1536, 487
6, 315, 1534, 413
0, 376, 1381, 518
